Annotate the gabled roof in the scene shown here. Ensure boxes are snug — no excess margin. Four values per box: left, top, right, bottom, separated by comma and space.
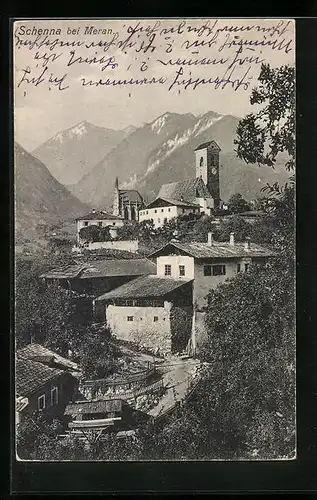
148, 241, 276, 259
16, 357, 65, 397
95, 275, 193, 301
194, 140, 221, 151
64, 399, 123, 416
41, 259, 156, 280
119, 189, 144, 204
76, 210, 124, 221
158, 177, 212, 204
17, 343, 79, 372
144, 197, 200, 210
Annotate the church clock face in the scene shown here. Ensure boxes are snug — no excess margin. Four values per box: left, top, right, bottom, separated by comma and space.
211, 167, 218, 175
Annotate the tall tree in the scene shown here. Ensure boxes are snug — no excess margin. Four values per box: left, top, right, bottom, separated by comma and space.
234, 64, 295, 172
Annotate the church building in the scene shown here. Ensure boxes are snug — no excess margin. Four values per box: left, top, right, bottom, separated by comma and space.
112, 177, 144, 222
139, 140, 222, 228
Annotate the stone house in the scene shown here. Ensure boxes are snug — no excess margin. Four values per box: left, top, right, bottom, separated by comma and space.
95, 275, 194, 356
16, 343, 80, 425
95, 233, 275, 356
139, 197, 201, 229
40, 258, 157, 324
75, 209, 125, 244
148, 233, 276, 353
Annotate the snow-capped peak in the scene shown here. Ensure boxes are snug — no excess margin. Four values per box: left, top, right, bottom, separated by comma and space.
151, 114, 169, 134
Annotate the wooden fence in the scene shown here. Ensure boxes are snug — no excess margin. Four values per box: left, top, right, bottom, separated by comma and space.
82, 363, 156, 392
89, 378, 164, 402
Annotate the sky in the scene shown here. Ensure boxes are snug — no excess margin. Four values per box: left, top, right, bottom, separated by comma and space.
13, 18, 295, 151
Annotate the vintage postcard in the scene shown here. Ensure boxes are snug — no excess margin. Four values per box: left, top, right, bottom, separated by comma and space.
13, 18, 296, 461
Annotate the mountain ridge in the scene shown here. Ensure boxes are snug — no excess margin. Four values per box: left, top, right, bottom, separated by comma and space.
32, 121, 131, 186
15, 142, 90, 243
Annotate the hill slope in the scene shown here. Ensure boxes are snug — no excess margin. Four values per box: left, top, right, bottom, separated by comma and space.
15, 143, 90, 242
32, 121, 128, 186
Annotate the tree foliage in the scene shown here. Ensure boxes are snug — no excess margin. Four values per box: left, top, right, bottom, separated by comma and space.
234, 64, 295, 171
227, 193, 251, 214
79, 225, 112, 243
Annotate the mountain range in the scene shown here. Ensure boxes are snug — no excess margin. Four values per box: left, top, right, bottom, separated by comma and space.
32, 121, 129, 186
62, 111, 290, 209
15, 143, 89, 243
16, 110, 291, 244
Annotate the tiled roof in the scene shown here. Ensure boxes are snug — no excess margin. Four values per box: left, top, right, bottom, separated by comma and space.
76, 210, 124, 221
16, 357, 64, 397
194, 140, 221, 151
148, 241, 276, 259
119, 189, 143, 203
145, 197, 200, 209
17, 344, 79, 372
41, 259, 156, 280
64, 399, 122, 416
96, 275, 193, 301
158, 177, 211, 203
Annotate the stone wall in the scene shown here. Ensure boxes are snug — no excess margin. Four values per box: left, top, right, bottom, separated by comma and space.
193, 259, 241, 310
106, 302, 172, 354
72, 240, 139, 253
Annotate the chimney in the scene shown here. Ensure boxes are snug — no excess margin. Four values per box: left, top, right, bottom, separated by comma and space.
244, 237, 251, 251
207, 232, 214, 246
229, 232, 235, 246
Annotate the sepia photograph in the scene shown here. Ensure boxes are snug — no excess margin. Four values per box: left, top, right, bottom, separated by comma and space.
13, 18, 295, 462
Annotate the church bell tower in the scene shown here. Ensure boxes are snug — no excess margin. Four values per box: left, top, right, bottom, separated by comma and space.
194, 140, 221, 209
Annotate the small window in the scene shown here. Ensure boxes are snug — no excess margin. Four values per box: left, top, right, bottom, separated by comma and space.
38, 394, 45, 411
245, 263, 249, 272
179, 265, 185, 276
182, 208, 185, 213
112, 222, 116, 225
168, 208, 171, 212
51, 386, 58, 406
165, 264, 171, 276
164, 218, 167, 224
146, 210, 148, 214
84, 221, 88, 226
161, 209, 164, 212
154, 209, 157, 213
98, 221, 102, 227
204, 265, 212, 276
127, 316, 134, 322
153, 316, 159, 322
237, 263, 241, 273
212, 265, 226, 276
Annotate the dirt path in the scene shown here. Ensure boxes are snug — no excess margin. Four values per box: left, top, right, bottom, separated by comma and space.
148, 358, 201, 417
